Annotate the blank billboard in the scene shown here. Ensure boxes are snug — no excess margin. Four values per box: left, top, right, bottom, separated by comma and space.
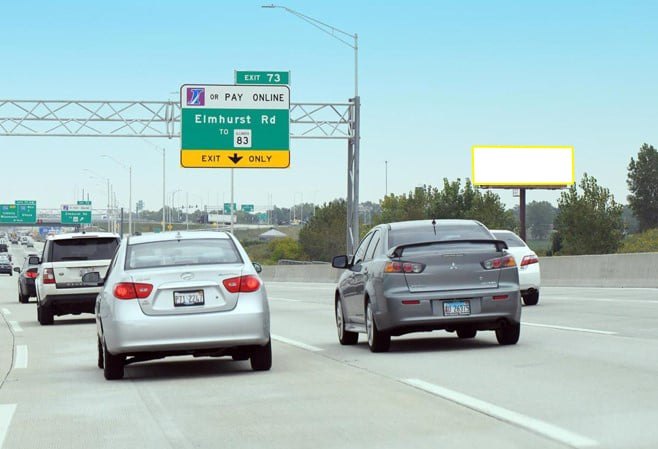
472, 146, 574, 188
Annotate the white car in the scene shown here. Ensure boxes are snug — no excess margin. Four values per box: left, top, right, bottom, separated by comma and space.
491, 230, 541, 306
84, 230, 271, 380
35, 232, 121, 324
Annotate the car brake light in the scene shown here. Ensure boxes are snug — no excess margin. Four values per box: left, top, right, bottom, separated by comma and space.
26, 271, 38, 279
43, 268, 56, 284
492, 295, 509, 301
384, 261, 425, 273
223, 275, 261, 293
520, 255, 539, 267
482, 255, 517, 270
113, 282, 153, 300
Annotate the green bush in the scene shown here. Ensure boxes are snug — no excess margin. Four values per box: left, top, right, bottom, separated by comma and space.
619, 228, 658, 253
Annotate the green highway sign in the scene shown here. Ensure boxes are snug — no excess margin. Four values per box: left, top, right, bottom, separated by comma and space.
223, 203, 237, 214
61, 204, 92, 224
241, 204, 254, 213
235, 71, 290, 85
77, 200, 92, 205
0, 200, 36, 223
180, 84, 290, 168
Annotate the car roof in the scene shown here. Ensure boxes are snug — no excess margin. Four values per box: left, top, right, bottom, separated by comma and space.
386, 219, 486, 231
46, 231, 120, 241
126, 230, 232, 245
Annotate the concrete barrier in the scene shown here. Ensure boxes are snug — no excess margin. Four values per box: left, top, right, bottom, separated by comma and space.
259, 253, 658, 288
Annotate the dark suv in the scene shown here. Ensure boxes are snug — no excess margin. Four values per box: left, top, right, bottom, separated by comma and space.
35, 232, 120, 325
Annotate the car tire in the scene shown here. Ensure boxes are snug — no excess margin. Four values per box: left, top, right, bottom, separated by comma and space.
496, 322, 520, 345
456, 328, 477, 339
250, 339, 272, 371
37, 304, 54, 325
366, 301, 390, 353
97, 337, 104, 369
522, 291, 539, 306
18, 291, 29, 304
336, 299, 358, 345
103, 340, 125, 380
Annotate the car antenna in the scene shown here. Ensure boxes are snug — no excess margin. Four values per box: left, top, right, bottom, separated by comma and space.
431, 219, 437, 235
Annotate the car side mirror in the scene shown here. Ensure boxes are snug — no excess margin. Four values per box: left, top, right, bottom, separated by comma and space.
252, 262, 262, 273
331, 255, 350, 269
28, 256, 40, 265
81, 271, 103, 286
13, 267, 20, 273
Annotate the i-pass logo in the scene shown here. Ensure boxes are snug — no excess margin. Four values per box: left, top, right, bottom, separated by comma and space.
186, 87, 205, 106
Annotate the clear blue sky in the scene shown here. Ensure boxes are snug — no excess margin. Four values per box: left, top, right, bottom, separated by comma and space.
2, 0, 657, 214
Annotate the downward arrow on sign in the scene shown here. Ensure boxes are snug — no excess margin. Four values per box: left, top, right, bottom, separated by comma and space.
228, 153, 243, 164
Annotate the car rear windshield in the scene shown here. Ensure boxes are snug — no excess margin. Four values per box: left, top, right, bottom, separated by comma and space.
50, 238, 120, 262
390, 223, 493, 248
126, 238, 242, 269
492, 232, 526, 248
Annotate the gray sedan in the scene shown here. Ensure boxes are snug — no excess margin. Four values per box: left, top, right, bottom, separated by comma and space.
85, 230, 271, 380
332, 219, 521, 352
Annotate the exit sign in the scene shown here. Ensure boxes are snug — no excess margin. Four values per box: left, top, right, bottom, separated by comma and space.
235, 71, 290, 85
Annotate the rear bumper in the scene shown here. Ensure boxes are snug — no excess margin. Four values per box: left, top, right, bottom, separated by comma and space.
102, 301, 270, 355
40, 293, 97, 315
375, 287, 522, 335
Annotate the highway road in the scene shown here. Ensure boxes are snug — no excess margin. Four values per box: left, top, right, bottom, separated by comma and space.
1, 242, 657, 449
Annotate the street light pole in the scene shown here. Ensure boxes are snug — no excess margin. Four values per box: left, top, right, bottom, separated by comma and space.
101, 154, 133, 236
262, 3, 360, 253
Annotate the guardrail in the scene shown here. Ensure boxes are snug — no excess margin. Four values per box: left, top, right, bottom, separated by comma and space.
259, 253, 658, 288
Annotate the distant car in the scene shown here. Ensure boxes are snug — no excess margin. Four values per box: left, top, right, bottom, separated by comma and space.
25, 238, 35, 248
15, 254, 40, 303
35, 231, 121, 325
331, 219, 522, 352
84, 230, 271, 380
0, 254, 13, 276
490, 230, 541, 306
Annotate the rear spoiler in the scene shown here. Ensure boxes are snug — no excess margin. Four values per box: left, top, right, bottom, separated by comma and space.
388, 239, 509, 258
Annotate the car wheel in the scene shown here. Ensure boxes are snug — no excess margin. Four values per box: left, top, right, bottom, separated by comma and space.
496, 322, 520, 345
18, 291, 29, 304
522, 291, 539, 306
456, 328, 477, 339
103, 340, 125, 380
366, 301, 390, 353
97, 337, 104, 369
37, 304, 54, 325
250, 339, 272, 371
336, 299, 358, 345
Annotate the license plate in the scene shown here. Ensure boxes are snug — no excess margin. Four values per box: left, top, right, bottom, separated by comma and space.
174, 290, 205, 307
443, 300, 471, 316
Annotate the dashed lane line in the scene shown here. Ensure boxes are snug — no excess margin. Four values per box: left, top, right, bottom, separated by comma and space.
13, 346, 27, 370
403, 378, 599, 448
523, 322, 617, 335
272, 335, 324, 352
7, 322, 22, 333
0, 404, 17, 449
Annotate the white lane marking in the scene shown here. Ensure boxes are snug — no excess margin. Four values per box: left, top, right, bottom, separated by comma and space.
272, 334, 323, 352
8, 321, 22, 333
523, 322, 617, 335
0, 404, 17, 448
403, 379, 598, 448
0, 309, 9, 316
14, 345, 28, 369
269, 297, 302, 302
548, 295, 658, 304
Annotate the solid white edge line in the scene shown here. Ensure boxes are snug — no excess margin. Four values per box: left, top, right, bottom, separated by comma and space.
14, 345, 28, 369
0, 404, 17, 448
402, 379, 598, 448
0, 309, 10, 316
7, 321, 22, 333
523, 322, 617, 335
272, 335, 323, 352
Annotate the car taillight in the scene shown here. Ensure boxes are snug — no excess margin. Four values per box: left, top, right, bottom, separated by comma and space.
520, 255, 539, 267
113, 282, 153, 300
26, 271, 38, 279
223, 275, 261, 293
384, 261, 425, 273
43, 268, 56, 284
482, 255, 517, 270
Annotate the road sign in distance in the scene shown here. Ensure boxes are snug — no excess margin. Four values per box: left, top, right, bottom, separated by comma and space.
235, 71, 290, 85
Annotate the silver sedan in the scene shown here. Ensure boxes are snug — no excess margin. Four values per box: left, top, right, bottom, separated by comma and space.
85, 230, 271, 380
